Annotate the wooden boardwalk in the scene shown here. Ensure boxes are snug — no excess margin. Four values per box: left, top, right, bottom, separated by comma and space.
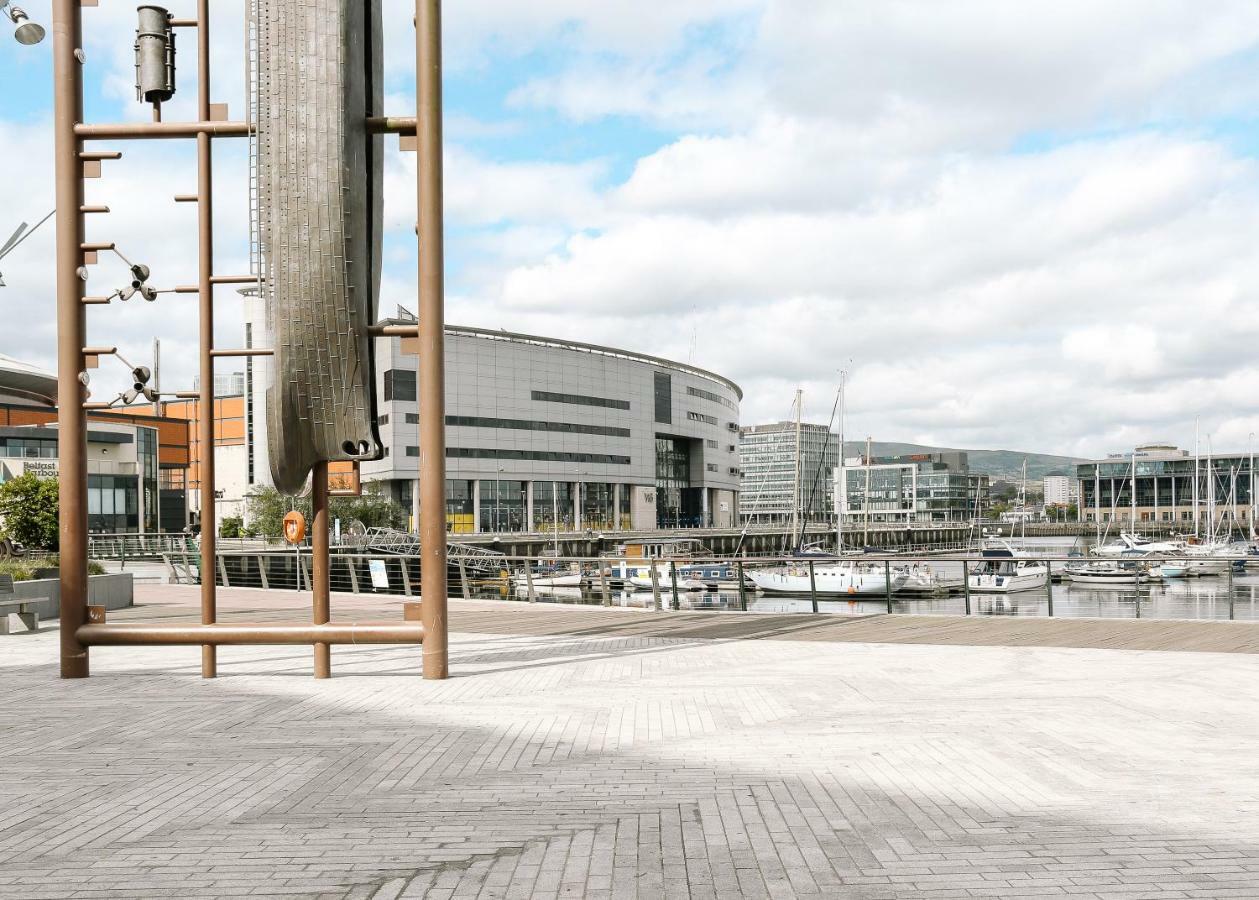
121, 584, 1259, 654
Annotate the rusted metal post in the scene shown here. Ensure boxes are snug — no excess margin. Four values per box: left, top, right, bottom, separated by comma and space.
650, 560, 662, 611
669, 560, 680, 610
417, 0, 449, 679
312, 462, 331, 678
962, 556, 971, 615
525, 563, 536, 602
194, 0, 217, 679
736, 560, 747, 611
599, 559, 611, 606
54, 0, 89, 678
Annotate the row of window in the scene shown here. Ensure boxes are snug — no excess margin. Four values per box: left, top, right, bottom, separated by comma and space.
383, 370, 417, 403
687, 411, 717, 425
0, 438, 58, 459
686, 385, 735, 409
446, 415, 630, 438
531, 389, 630, 410
377, 412, 420, 426
447, 447, 632, 465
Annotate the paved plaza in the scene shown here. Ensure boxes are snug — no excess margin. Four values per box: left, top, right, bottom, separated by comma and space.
4, 588, 1259, 898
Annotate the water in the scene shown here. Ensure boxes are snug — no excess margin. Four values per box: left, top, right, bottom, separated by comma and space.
475, 537, 1259, 621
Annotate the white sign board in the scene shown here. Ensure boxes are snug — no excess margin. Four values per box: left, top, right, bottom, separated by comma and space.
368, 558, 390, 590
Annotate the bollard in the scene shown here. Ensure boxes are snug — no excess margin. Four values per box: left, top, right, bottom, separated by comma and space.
808, 560, 819, 614
884, 560, 893, 614
1134, 564, 1141, 618
1044, 560, 1053, 617
650, 560, 662, 611
599, 558, 611, 607
736, 560, 747, 612
525, 563, 536, 603
669, 560, 681, 611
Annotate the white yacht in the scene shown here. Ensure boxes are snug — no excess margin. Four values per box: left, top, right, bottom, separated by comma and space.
748, 561, 908, 596
968, 541, 1049, 593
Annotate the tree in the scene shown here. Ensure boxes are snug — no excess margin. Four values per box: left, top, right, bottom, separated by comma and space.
244, 480, 405, 538
0, 473, 60, 550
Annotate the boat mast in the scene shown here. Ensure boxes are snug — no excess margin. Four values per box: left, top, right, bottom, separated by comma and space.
790, 388, 802, 548
1094, 461, 1101, 545
864, 434, 872, 546
836, 371, 846, 554
1207, 434, 1215, 544
1251, 432, 1256, 541
552, 479, 559, 557
1129, 450, 1136, 533
1193, 419, 1200, 539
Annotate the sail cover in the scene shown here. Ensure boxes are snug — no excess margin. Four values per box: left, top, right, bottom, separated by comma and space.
256, 0, 384, 493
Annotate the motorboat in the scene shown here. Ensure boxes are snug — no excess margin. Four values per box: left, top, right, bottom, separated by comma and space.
509, 564, 584, 589
968, 541, 1048, 593
747, 561, 908, 596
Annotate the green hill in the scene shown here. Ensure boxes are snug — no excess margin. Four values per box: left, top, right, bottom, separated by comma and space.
842, 441, 1083, 480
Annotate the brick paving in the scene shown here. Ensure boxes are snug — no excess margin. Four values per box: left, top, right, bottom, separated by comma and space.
2, 587, 1259, 898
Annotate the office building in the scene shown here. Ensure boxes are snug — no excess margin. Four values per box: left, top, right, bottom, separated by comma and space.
738, 422, 838, 524
837, 450, 988, 526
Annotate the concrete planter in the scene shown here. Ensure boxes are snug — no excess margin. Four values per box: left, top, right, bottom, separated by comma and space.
8, 573, 134, 622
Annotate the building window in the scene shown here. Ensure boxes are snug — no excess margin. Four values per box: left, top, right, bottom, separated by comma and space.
445, 479, 475, 533
533, 480, 575, 531
377, 414, 390, 426
383, 370, 416, 403
446, 415, 630, 438
706, 463, 718, 472
654, 372, 672, 424
405, 446, 419, 457
656, 436, 698, 527
87, 473, 139, 534
480, 479, 527, 532
705, 439, 718, 449
687, 411, 717, 425
581, 482, 615, 530
531, 390, 630, 411
447, 448, 631, 465
406, 413, 419, 424
686, 385, 735, 410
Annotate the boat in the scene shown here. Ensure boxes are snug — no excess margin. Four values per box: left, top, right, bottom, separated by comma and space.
747, 561, 908, 596
1159, 561, 1190, 578
897, 563, 965, 596
968, 541, 1048, 593
1063, 560, 1150, 584
509, 563, 584, 589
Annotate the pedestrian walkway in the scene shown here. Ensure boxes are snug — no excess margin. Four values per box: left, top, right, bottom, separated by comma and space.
2, 586, 1259, 898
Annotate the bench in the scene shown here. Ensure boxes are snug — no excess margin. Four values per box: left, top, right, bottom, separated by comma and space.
0, 574, 41, 635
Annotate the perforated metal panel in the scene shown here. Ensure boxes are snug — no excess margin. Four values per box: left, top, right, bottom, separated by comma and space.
255, 0, 383, 494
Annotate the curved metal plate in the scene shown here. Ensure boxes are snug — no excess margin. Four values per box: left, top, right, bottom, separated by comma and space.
257, 0, 383, 493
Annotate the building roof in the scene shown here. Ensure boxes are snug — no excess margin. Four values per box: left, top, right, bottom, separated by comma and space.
0, 354, 57, 407
379, 318, 743, 400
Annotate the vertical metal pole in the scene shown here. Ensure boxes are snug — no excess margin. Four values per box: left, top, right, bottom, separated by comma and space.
650, 560, 662, 611
525, 563, 536, 603
417, 0, 449, 679
312, 462, 330, 678
884, 559, 893, 613
458, 560, 470, 600
1044, 559, 1053, 617
599, 559, 611, 606
54, 0, 88, 678
195, 0, 217, 679
808, 560, 818, 614
669, 560, 680, 610
736, 560, 747, 611
1134, 564, 1141, 618
963, 556, 971, 615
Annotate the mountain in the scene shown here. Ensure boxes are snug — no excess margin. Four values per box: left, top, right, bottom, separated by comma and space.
841, 441, 1084, 481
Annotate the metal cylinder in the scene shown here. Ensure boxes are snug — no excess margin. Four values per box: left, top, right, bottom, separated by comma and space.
54, 0, 89, 679
77, 623, 424, 646
135, 5, 175, 104
312, 462, 331, 678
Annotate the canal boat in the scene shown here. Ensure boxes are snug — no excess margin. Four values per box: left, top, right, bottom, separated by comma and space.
968, 542, 1048, 593
747, 561, 908, 596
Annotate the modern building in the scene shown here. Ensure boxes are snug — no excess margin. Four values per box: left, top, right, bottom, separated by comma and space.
0, 354, 191, 533
162, 393, 249, 523
282, 313, 743, 533
738, 422, 838, 524
192, 371, 246, 398
836, 450, 988, 527
1076, 443, 1256, 532
1043, 472, 1078, 507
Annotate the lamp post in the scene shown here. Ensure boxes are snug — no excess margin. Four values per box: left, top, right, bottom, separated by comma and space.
495, 466, 503, 532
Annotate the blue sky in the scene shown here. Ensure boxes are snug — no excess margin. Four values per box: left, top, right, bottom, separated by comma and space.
4, 1, 1259, 457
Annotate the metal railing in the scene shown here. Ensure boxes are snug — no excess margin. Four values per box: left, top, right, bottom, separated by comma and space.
169, 550, 1259, 622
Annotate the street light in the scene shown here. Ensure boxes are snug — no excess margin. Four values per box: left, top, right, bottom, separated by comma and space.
1, 1, 43, 45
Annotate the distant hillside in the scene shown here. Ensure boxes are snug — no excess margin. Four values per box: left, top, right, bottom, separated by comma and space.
842, 441, 1084, 481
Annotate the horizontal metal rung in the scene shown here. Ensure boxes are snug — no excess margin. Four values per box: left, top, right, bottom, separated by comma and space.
76, 623, 425, 646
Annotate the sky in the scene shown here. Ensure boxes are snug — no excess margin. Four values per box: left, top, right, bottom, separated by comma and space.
2, 1, 1259, 458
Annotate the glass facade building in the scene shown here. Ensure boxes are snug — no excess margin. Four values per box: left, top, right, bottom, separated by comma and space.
838, 452, 988, 525
738, 422, 839, 524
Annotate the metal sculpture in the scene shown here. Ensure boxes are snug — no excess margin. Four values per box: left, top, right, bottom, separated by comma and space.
257, 0, 384, 494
